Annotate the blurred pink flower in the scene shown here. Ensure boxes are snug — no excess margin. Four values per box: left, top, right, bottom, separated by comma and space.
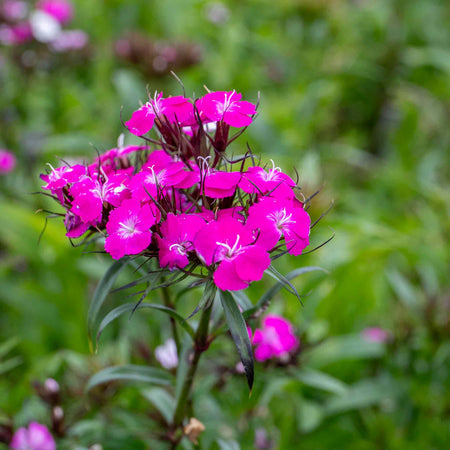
0, 22, 32, 45
50, 29, 88, 52
0, 149, 16, 174
10, 422, 56, 450
361, 327, 388, 343
36, 0, 73, 25
2, 1, 28, 21
252, 315, 299, 362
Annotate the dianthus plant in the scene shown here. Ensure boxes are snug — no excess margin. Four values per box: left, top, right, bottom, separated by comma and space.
40, 88, 320, 447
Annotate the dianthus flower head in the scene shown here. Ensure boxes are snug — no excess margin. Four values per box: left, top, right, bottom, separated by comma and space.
125, 93, 193, 136
197, 90, 257, 127
10, 422, 56, 450
252, 314, 299, 362
239, 162, 296, 199
70, 173, 130, 223
105, 198, 156, 259
157, 213, 206, 270
194, 217, 270, 291
247, 197, 310, 255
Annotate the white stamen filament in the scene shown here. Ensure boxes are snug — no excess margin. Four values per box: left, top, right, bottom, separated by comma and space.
216, 234, 241, 257
269, 209, 293, 230
169, 243, 186, 255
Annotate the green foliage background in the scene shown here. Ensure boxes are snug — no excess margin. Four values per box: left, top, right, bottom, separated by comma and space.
0, 0, 449, 448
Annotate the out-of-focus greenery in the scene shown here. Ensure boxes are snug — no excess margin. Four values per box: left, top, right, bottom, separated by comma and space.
0, 0, 449, 448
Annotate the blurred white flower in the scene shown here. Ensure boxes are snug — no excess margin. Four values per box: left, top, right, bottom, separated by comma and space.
29, 10, 61, 43
155, 338, 178, 369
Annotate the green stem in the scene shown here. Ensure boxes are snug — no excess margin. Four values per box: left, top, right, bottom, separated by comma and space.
172, 296, 214, 428
162, 284, 181, 353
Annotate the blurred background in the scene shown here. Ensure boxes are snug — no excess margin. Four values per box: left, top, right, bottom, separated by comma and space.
0, 0, 449, 448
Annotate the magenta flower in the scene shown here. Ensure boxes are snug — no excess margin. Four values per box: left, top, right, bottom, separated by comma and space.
70, 174, 130, 223
10, 422, 56, 450
0, 149, 16, 174
239, 164, 296, 199
361, 327, 388, 343
157, 213, 206, 270
203, 169, 241, 198
194, 217, 270, 290
64, 210, 90, 238
155, 338, 178, 369
252, 315, 299, 362
36, 0, 73, 25
131, 152, 198, 202
126, 94, 193, 136
197, 91, 256, 127
105, 198, 156, 259
125, 103, 155, 136
41, 164, 85, 195
247, 197, 310, 255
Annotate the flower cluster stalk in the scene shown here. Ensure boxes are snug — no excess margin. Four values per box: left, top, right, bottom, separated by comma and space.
172, 287, 215, 431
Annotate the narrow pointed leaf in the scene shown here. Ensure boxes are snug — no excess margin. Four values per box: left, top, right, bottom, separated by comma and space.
86, 365, 172, 392
87, 257, 129, 351
184, 279, 216, 321
219, 291, 254, 391
265, 265, 300, 299
96, 302, 196, 345
244, 266, 325, 319
111, 269, 170, 293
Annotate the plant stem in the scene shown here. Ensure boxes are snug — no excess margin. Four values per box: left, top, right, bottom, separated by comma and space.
162, 284, 181, 353
172, 297, 214, 428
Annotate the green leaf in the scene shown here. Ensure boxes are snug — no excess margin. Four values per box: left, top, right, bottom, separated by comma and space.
86, 365, 172, 392
142, 387, 175, 424
231, 290, 253, 310
184, 279, 216, 321
294, 368, 349, 395
0, 356, 23, 375
324, 378, 401, 415
219, 291, 254, 391
216, 439, 241, 450
0, 337, 20, 359
95, 302, 196, 346
111, 269, 170, 293
303, 334, 386, 368
297, 399, 324, 433
175, 335, 192, 402
244, 266, 325, 319
265, 265, 301, 301
87, 258, 130, 352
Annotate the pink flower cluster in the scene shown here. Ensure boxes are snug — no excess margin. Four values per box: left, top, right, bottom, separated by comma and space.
10, 422, 55, 450
0, 0, 88, 51
250, 314, 299, 362
41, 91, 311, 291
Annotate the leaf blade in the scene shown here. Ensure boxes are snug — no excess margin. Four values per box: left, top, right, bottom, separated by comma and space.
87, 258, 130, 351
219, 291, 254, 391
86, 365, 172, 392
96, 302, 196, 346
